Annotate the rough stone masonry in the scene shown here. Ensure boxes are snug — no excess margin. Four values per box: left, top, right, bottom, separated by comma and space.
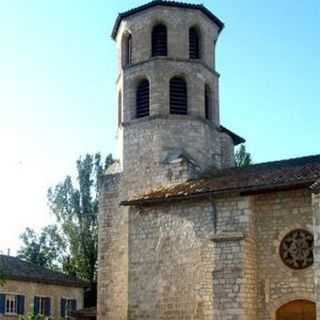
97, 1, 320, 319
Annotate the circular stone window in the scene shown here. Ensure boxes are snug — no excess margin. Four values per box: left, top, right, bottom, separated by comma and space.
280, 229, 314, 270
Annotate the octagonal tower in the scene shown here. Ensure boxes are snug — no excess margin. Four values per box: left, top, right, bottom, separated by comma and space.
113, 0, 244, 191
98, 2, 244, 320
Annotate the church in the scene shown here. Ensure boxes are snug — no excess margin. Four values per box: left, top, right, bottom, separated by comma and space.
97, 1, 320, 319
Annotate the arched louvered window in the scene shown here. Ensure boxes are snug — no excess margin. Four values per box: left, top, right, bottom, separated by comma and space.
118, 91, 122, 126
189, 27, 200, 59
205, 85, 210, 120
136, 79, 150, 118
152, 24, 167, 57
170, 77, 187, 115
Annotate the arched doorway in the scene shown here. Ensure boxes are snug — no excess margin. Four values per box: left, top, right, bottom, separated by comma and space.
276, 300, 316, 320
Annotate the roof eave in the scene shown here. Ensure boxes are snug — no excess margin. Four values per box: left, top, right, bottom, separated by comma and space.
2, 274, 89, 288
111, 1, 224, 40
220, 125, 246, 146
120, 180, 314, 206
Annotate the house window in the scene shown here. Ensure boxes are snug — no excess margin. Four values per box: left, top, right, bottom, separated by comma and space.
5, 295, 16, 315
152, 24, 167, 57
0, 294, 24, 315
61, 298, 77, 318
170, 77, 187, 115
189, 27, 200, 59
34, 296, 51, 316
136, 79, 150, 118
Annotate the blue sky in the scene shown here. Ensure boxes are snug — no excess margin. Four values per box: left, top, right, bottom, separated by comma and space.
0, 0, 319, 254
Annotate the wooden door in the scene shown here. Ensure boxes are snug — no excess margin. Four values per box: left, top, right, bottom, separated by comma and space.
276, 300, 316, 320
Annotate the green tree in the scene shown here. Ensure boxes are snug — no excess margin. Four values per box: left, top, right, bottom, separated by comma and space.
0, 271, 5, 287
18, 225, 63, 270
235, 144, 252, 167
47, 153, 113, 283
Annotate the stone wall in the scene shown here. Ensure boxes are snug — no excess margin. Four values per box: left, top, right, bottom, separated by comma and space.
97, 173, 128, 320
312, 192, 320, 320
212, 196, 257, 320
0, 280, 83, 320
254, 189, 315, 320
127, 199, 215, 320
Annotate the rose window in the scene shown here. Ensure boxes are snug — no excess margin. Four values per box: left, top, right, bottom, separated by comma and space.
280, 229, 314, 270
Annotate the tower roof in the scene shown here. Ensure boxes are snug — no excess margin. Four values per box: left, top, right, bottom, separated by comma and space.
112, 0, 225, 40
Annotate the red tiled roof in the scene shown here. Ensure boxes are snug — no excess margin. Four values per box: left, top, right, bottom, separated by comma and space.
121, 154, 320, 205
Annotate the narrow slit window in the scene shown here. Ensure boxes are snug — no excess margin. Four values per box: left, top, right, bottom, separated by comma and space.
127, 34, 132, 65
205, 85, 210, 120
136, 79, 150, 118
118, 91, 122, 126
170, 77, 187, 115
189, 27, 200, 59
152, 24, 167, 57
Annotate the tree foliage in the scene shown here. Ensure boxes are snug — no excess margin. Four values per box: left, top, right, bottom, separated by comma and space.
235, 144, 252, 167
50, 153, 114, 282
19, 153, 114, 283
0, 271, 5, 287
18, 225, 63, 270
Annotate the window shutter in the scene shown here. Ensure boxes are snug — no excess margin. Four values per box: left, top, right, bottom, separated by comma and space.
34, 296, 40, 315
61, 298, 66, 318
152, 24, 167, 57
136, 79, 150, 118
189, 27, 200, 59
71, 299, 77, 312
170, 77, 187, 115
44, 298, 51, 316
16, 295, 25, 315
0, 294, 5, 314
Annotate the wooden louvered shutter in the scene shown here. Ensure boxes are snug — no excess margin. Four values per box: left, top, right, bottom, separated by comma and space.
44, 297, 51, 316
0, 294, 5, 314
34, 297, 40, 315
205, 85, 210, 119
189, 27, 200, 59
136, 79, 150, 118
170, 77, 187, 115
61, 298, 66, 318
16, 295, 25, 315
152, 24, 167, 57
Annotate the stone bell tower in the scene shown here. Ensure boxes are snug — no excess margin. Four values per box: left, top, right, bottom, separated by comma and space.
98, 2, 244, 320
112, 0, 243, 192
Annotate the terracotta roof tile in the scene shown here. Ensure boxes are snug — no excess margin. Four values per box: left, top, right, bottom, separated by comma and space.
122, 154, 320, 205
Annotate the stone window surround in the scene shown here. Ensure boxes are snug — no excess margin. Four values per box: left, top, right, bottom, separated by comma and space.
273, 223, 314, 273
